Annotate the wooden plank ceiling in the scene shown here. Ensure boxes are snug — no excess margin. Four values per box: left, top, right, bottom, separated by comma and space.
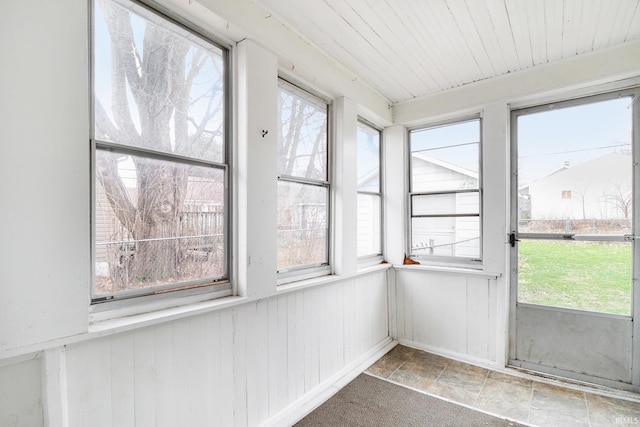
252, 0, 640, 103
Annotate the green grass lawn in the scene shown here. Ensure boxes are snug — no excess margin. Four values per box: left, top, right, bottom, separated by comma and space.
518, 240, 632, 315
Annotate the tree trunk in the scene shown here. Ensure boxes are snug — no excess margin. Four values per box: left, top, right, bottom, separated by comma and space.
127, 161, 188, 285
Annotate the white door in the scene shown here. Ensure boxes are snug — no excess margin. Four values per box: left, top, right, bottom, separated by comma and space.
509, 89, 640, 391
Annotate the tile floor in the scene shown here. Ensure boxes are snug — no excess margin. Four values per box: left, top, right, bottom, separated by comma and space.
366, 345, 640, 427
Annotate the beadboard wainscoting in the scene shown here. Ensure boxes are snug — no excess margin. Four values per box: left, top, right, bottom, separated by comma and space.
393, 267, 502, 366
27, 269, 389, 427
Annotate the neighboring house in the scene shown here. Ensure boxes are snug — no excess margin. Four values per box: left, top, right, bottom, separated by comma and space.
357, 169, 382, 256
523, 152, 631, 222
410, 153, 479, 258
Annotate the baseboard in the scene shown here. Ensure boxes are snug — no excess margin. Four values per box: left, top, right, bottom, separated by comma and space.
260, 337, 397, 427
397, 339, 500, 371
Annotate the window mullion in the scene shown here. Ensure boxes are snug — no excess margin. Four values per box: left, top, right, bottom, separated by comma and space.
95, 140, 226, 169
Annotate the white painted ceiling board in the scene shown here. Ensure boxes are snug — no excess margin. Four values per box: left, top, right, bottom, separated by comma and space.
325, 0, 434, 98
359, 0, 445, 94
363, 0, 445, 96
445, 0, 497, 79
483, 0, 520, 73
627, 2, 640, 41
543, 0, 564, 63
251, 0, 640, 103
403, 1, 467, 88
524, 0, 546, 65
425, 0, 486, 84
560, 0, 582, 57
504, 0, 534, 69
280, 0, 415, 100
463, 1, 509, 75
593, 1, 619, 49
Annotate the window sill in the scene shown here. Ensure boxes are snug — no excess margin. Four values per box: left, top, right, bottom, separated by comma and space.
393, 264, 500, 279
277, 263, 392, 295
91, 265, 393, 339
357, 255, 386, 269
89, 294, 248, 336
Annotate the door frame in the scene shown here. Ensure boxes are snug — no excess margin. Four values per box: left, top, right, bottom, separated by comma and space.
508, 88, 640, 392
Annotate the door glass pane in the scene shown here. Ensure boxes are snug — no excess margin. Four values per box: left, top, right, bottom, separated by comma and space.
517, 97, 632, 235
518, 240, 632, 315
516, 96, 634, 315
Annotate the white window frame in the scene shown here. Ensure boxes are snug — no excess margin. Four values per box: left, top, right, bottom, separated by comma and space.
90, 0, 232, 305
276, 79, 332, 283
357, 118, 384, 263
407, 116, 483, 267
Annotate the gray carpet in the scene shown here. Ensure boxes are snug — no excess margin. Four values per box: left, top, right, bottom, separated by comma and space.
295, 374, 527, 427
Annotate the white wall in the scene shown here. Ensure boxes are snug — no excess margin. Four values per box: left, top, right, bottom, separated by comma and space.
0, 0, 89, 354
0, 1, 392, 426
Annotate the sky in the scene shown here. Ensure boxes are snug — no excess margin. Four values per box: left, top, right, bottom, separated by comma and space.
409, 97, 633, 187
410, 119, 480, 173
517, 96, 632, 185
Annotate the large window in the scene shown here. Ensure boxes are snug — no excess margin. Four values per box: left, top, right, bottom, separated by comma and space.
92, 0, 230, 301
408, 118, 482, 263
277, 80, 330, 275
357, 120, 382, 259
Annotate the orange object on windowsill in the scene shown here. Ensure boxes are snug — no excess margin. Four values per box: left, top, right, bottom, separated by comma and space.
403, 255, 420, 265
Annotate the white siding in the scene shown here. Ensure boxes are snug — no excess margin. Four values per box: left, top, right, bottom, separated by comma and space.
356, 193, 381, 256
411, 156, 476, 193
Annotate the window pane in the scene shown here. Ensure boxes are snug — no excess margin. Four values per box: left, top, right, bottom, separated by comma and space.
357, 194, 381, 257
411, 216, 479, 258
409, 118, 481, 262
518, 240, 631, 315
277, 81, 328, 180
94, 0, 225, 163
411, 120, 479, 193
277, 181, 328, 270
95, 150, 226, 294
412, 192, 479, 216
357, 123, 380, 192
517, 97, 632, 235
